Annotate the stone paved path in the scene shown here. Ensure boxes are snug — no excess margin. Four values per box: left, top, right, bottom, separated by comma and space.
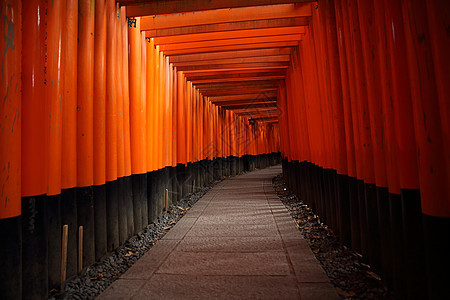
98, 165, 339, 299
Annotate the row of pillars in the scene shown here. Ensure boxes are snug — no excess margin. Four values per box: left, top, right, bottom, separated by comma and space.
0, 0, 282, 298
280, 0, 449, 299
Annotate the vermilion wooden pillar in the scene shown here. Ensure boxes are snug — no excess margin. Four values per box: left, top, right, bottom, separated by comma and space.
382, 0, 423, 297
93, 0, 107, 262
402, 1, 450, 298
116, 5, 127, 243
372, 0, 398, 290
105, 0, 119, 251
129, 17, 145, 175
120, 6, 133, 239
128, 16, 145, 235
338, 0, 365, 255
21, 1, 48, 297
122, 6, 132, 181
0, 0, 21, 298
46, 0, 64, 290
322, 0, 351, 247
77, 0, 96, 270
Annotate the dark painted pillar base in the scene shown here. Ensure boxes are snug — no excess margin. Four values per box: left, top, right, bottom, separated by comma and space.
193, 162, 200, 192
106, 181, 119, 252
60, 189, 78, 279
401, 189, 427, 299
117, 177, 128, 245
123, 176, 133, 239
323, 169, 336, 235
140, 174, 148, 229
220, 157, 226, 178
364, 183, 382, 273
337, 174, 351, 247
131, 174, 142, 234
423, 214, 450, 299
46, 195, 62, 291
207, 160, 213, 183
161, 167, 171, 208
22, 195, 48, 299
94, 185, 107, 261
389, 193, 407, 299
176, 164, 183, 201
156, 169, 165, 214
357, 180, 368, 260
377, 187, 393, 289
214, 159, 219, 179
348, 177, 361, 252
149, 171, 161, 223
0, 215, 22, 299
244, 155, 251, 172
77, 186, 95, 269
170, 166, 179, 202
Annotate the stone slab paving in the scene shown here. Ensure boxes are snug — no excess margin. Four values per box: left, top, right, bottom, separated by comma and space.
98, 166, 339, 300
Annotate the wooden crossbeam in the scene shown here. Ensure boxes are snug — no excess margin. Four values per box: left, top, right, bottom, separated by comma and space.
173, 55, 290, 67
152, 27, 305, 45
206, 99, 277, 106
220, 103, 277, 110
191, 76, 285, 84
140, 4, 312, 30
158, 34, 303, 52
169, 48, 292, 63
161, 41, 298, 55
208, 93, 277, 102
195, 80, 280, 89
177, 62, 289, 72
187, 70, 286, 83
201, 88, 278, 97
123, 0, 316, 17
183, 67, 287, 77
146, 17, 310, 37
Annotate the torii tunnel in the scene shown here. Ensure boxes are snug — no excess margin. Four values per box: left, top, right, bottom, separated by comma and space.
0, 0, 449, 299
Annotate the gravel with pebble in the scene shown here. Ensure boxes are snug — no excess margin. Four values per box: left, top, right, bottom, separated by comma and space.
49, 180, 222, 300
272, 174, 395, 300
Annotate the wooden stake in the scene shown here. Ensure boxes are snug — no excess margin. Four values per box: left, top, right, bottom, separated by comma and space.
78, 226, 83, 274
61, 225, 68, 287
192, 179, 195, 193
165, 188, 169, 211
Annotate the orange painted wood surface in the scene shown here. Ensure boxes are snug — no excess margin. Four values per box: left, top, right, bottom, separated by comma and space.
0, 0, 21, 218
22, 0, 47, 197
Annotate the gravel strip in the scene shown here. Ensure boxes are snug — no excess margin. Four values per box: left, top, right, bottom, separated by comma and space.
49, 179, 222, 300
272, 174, 395, 300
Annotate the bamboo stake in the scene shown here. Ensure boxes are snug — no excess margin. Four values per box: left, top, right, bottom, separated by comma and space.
78, 226, 83, 274
61, 225, 68, 287
165, 188, 169, 211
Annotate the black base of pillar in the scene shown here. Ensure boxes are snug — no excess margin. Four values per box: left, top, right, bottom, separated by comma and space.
423, 214, 450, 299
77, 186, 95, 269
364, 183, 382, 273
60, 189, 78, 279
94, 184, 107, 261
46, 195, 61, 290
389, 193, 407, 299
105, 181, 119, 252
337, 174, 351, 247
348, 177, 361, 252
22, 195, 48, 299
400, 189, 427, 299
131, 175, 142, 235
0, 215, 22, 299
117, 177, 128, 244
123, 176, 134, 239
377, 187, 393, 289
357, 180, 368, 260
